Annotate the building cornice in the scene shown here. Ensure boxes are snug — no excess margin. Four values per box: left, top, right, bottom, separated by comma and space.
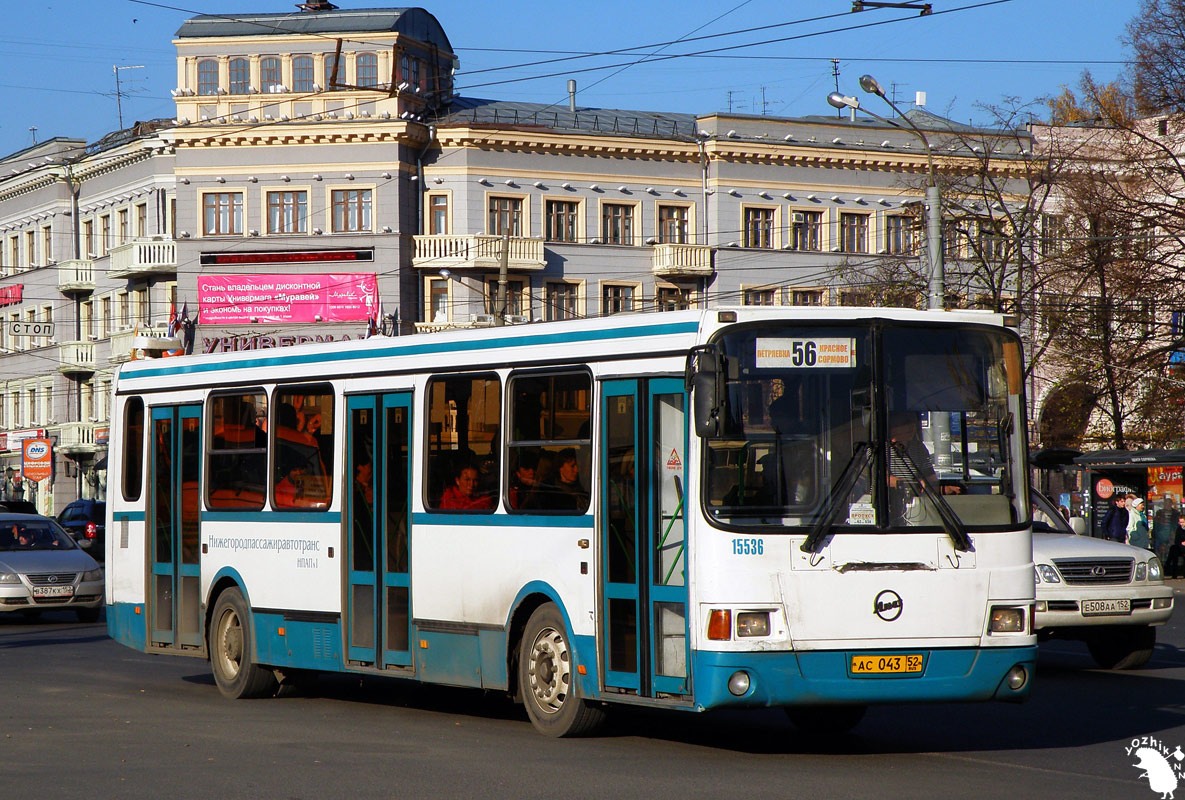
166, 120, 424, 149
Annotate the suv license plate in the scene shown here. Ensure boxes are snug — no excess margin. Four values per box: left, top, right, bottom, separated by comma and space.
1082, 598, 1131, 616
850, 654, 924, 675
32, 585, 74, 598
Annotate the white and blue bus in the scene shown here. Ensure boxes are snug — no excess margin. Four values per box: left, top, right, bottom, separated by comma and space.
105, 306, 1036, 736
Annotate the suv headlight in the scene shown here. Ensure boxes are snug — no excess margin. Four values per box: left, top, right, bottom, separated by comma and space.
81, 568, 103, 582
0, 570, 20, 584
1035, 564, 1061, 584
1136, 562, 1148, 581
1148, 557, 1163, 581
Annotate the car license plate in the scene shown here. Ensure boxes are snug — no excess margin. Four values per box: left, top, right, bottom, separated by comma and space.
1082, 598, 1131, 616
850, 654, 924, 675
32, 585, 74, 598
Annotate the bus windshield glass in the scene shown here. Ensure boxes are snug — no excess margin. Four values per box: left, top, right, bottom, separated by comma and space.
703, 323, 1027, 532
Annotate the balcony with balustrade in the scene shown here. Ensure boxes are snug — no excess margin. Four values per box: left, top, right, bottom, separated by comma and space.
107, 238, 177, 280
57, 421, 101, 456
57, 341, 96, 374
651, 243, 714, 277
56, 259, 95, 293
412, 235, 546, 272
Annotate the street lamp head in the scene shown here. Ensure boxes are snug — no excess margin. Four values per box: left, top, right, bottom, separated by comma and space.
859, 74, 885, 98
438, 269, 452, 280
827, 92, 860, 111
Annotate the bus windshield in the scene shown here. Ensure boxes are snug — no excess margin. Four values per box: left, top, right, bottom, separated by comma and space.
702, 322, 1028, 534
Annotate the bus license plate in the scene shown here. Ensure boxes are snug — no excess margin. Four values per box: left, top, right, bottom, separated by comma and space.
850, 654, 923, 675
32, 585, 74, 598
1082, 598, 1131, 616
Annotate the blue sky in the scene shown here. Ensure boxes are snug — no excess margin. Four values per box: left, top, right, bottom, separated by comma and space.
0, 0, 1136, 157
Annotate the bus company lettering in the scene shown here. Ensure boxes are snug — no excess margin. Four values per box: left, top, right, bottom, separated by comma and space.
206, 535, 321, 569
203, 334, 353, 354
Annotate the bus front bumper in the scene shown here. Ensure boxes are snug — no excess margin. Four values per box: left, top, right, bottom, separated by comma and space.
691, 645, 1037, 710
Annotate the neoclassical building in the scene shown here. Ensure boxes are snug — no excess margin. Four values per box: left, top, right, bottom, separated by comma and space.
0, 3, 1015, 513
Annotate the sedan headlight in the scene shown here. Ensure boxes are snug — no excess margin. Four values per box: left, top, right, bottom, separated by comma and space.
1035, 564, 1061, 584
0, 570, 20, 584
81, 568, 103, 582
1148, 557, 1163, 581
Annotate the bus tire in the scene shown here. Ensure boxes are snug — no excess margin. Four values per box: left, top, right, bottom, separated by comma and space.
208, 587, 277, 699
785, 704, 867, 735
1086, 626, 1155, 670
519, 603, 605, 737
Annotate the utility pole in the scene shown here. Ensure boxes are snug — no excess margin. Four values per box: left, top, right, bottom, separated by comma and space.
494, 233, 509, 326
831, 59, 842, 118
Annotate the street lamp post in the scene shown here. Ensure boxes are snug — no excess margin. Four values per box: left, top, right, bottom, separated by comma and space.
828, 76, 952, 474
828, 74, 945, 311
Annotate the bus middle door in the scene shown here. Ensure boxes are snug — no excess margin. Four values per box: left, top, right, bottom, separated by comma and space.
600, 378, 690, 698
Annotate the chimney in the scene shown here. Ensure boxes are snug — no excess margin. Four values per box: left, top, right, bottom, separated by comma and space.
915, 91, 927, 109
568, 80, 577, 113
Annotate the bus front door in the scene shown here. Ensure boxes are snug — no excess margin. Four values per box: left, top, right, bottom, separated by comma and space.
345, 393, 413, 670
600, 378, 690, 698
149, 404, 203, 652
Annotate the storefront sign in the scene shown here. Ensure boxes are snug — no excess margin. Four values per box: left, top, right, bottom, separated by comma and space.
198, 273, 378, 325
95, 427, 109, 446
22, 438, 52, 483
202, 333, 356, 354
3, 429, 45, 453
0, 284, 22, 308
199, 249, 373, 266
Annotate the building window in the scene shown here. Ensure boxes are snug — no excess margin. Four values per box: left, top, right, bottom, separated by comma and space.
427, 277, 449, 323
400, 55, 410, 84
977, 218, 1007, 262
790, 211, 822, 251
545, 200, 579, 243
658, 205, 689, 244
743, 287, 778, 305
197, 59, 218, 95
332, 189, 371, 232
885, 215, 917, 255
943, 220, 961, 259
488, 196, 523, 236
42, 226, 52, 263
1040, 214, 1066, 257
656, 285, 691, 312
268, 191, 308, 234
203, 192, 243, 236
260, 57, 282, 92
601, 284, 635, 315
743, 207, 775, 248
486, 278, 526, 318
839, 213, 868, 253
293, 56, 314, 93
544, 282, 579, 321
228, 58, 250, 94
429, 194, 448, 235
601, 203, 634, 245
325, 54, 343, 89
26, 231, 36, 267
357, 53, 379, 87
136, 203, 148, 238
118, 209, 130, 245
789, 289, 825, 306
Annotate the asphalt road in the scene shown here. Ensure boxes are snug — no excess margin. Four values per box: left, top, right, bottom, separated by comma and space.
2, 584, 1184, 800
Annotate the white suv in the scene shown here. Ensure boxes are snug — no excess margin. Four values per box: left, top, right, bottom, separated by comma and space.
1032, 490, 1174, 669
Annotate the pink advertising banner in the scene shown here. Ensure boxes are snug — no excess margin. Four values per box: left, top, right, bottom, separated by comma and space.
198, 273, 378, 324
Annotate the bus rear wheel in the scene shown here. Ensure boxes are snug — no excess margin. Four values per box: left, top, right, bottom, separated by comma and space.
208, 587, 277, 699
519, 604, 605, 737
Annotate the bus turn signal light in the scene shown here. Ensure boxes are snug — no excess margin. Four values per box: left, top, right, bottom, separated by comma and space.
707, 609, 731, 640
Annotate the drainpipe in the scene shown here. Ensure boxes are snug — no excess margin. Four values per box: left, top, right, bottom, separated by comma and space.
698, 138, 709, 246
412, 124, 437, 332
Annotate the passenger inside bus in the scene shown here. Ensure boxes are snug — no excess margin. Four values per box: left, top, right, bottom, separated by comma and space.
508, 449, 540, 509
528, 448, 589, 511
440, 463, 495, 510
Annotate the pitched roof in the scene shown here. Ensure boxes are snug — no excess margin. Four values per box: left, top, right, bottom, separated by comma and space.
175, 7, 452, 51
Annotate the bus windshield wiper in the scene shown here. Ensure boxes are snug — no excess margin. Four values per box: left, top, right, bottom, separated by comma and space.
801, 442, 871, 554
889, 440, 973, 552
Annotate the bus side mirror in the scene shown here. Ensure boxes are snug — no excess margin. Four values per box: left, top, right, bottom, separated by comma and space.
687, 345, 723, 437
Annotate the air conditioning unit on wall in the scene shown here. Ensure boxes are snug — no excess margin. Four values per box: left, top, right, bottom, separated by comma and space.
791, 211, 806, 224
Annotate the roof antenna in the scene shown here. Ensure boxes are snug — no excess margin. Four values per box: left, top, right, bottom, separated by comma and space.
296, 1, 339, 10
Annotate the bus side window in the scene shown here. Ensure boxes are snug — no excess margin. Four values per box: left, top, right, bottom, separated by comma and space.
272, 386, 333, 510
507, 371, 592, 514
207, 391, 268, 510
123, 396, 145, 502
425, 374, 500, 512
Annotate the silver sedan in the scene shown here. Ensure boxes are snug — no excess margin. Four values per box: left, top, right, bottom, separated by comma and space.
0, 514, 104, 623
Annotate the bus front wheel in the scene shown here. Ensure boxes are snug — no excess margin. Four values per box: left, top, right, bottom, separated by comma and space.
208, 587, 278, 699
518, 604, 605, 737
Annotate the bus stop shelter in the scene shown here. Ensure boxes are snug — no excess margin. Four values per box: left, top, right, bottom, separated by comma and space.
1074, 449, 1185, 539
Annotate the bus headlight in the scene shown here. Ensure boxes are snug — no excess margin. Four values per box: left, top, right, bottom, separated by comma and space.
735, 611, 770, 637
727, 671, 751, 696
989, 606, 1025, 633
1035, 565, 1060, 584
